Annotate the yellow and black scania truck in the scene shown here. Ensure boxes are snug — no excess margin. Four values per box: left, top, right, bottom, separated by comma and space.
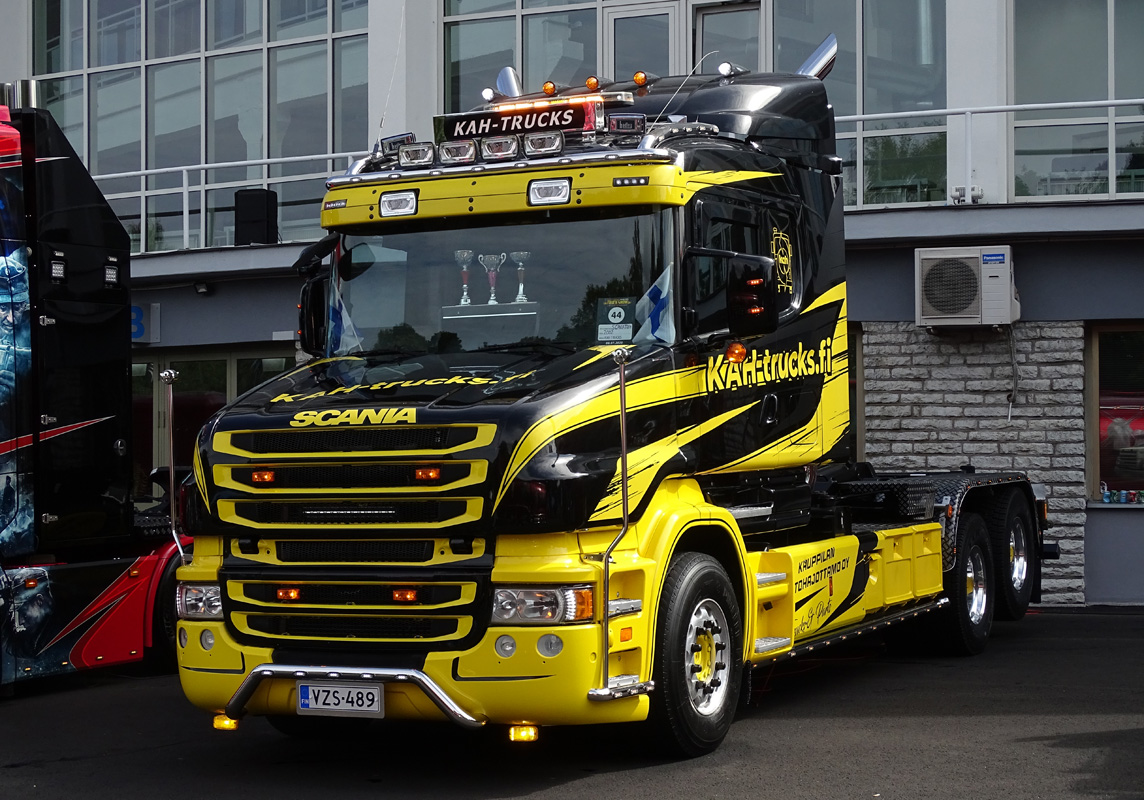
174, 38, 1057, 756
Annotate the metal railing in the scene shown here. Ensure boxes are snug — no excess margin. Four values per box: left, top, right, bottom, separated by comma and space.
839, 97, 1144, 208
96, 152, 363, 254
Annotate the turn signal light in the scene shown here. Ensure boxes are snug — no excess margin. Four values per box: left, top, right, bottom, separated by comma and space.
509, 725, 539, 742
252, 470, 276, 483
213, 715, 239, 731
725, 341, 748, 364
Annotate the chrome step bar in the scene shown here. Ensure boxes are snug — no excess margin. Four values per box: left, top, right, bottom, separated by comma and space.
223, 663, 485, 728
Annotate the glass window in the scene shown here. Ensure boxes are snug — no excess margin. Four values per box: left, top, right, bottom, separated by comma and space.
1114, 0, 1144, 112
109, 195, 143, 251
774, 0, 856, 123
208, 0, 262, 49
130, 362, 155, 497
276, 178, 325, 242
1014, 124, 1109, 197
614, 14, 670, 80
34, 0, 84, 75
446, 0, 515, 14
148, 62, 201, 190
148, 0, 200, 58
444, 17, 514, 113
41, 77, 85, 158
145, 191, 201, 251
270, 42, 328, 176
1014, 0, 1107, 119
90, 68, 142, 194
237, 356, 291, 395
270, 0, 328, 41
1116, 123, 1144, 194
334, 0, 369, 31
334, 36, 369, 154
697, 6, 759, 74
863, 0, 945, 121
90, 0, 142, 67
523, 10, 597, 89
207, 52, 263, 183
206, 185, 255, 246
863, 131, 947, 204
169, 359, 227, 469
1096, 330, 1144, 495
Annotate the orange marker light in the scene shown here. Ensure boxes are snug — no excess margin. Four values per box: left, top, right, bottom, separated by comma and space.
633, 71, 648, 87
24, 578, 38, 589
252, 470, 276, 483
620, 627, 633, 643
542, 81, 557, 96
277, 587, 301, 601
415, 467, 441, 481
392, 589, 418, 602
725, 341, 748, 364
585, 75, 600, 91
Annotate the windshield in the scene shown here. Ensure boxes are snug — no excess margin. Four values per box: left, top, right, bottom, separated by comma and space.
329, 206, 676, 357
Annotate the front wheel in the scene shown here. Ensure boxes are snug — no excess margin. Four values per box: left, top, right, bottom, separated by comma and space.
649, 552, 743, 758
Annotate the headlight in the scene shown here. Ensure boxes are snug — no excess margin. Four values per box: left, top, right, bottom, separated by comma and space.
491, 586, 593, 625
177, 583, 223, 619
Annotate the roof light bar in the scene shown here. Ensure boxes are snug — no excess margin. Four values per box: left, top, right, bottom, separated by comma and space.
523, 130, 564, 157
439, 139, 477, 164
398, 142, 435, 167
490, 92, 633, 114
480, 135, 520, 160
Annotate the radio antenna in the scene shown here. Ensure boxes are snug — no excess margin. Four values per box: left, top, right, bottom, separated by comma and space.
376, 4, 407, 139
655, 50, 719, 122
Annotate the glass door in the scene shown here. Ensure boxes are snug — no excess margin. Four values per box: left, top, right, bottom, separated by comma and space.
604, 3, 681, 83
694, 3, 760, 74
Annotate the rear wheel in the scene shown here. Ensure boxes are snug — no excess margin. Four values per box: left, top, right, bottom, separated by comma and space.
649, 552, 742, 758
989, 492, 1035, 621
941, 513, 994, 655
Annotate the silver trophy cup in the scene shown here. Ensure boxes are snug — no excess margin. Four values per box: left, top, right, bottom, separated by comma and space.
478, 252, 506, 304
454, 249, 473, 305
509, 251, 530, 303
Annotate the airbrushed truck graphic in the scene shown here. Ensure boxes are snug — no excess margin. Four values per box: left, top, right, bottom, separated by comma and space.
175, 38, 1057, 756
0, 93, 183, 688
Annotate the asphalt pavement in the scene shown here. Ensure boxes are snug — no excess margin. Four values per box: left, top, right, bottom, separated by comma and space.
1, 608, 1142, 800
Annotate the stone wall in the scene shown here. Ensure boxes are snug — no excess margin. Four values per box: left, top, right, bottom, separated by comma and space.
860, 321, 1086, 604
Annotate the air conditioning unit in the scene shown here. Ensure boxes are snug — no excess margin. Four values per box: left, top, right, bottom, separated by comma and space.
915, 246, 1020, 327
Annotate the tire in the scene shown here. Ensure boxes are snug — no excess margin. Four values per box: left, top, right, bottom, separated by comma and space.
941, 512, 994, 656
989, 491, 1035, 621
649, 552, 743, 758
148, 553, 183, 670
266, 714, 374, 739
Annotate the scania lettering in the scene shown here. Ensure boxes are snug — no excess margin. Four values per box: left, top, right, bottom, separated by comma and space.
174, 38, 1057, 756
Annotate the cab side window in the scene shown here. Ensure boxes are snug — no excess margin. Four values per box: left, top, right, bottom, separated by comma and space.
685, 196, 761, 335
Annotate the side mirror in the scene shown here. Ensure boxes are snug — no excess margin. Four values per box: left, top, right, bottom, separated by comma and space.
292, 232, 338, 277
298, 273, 329, 357
726, 254, 778, 337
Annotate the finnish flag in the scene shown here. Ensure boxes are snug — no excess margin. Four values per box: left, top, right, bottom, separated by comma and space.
634, 267, 675, 344
328, 278, 364, 354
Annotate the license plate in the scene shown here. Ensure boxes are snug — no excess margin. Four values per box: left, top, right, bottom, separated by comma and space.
296, 682, 383, 717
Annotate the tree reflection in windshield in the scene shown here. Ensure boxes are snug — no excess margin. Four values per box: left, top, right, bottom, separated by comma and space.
331, 206, 676, 357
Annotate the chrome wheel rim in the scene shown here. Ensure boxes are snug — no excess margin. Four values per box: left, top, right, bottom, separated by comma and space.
965, 547, 988, 625
1009, 520, 1028, 592
684, 598, 730, 716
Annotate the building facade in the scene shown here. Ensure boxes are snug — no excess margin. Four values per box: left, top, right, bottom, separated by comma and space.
7, 0, 1144, 604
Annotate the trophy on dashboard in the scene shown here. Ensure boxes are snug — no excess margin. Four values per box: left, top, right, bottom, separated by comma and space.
454, 249, 473, 305
479, 252, 506, 304
509, 251, 530, 303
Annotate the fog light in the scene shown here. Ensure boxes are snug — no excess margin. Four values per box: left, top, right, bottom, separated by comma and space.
537, 634, 563, 657
495, 634, 517, 657
213, 715, 238, 731
178, 628, 188, 648
509, 725, 538, 742
200, 629, 215, 651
